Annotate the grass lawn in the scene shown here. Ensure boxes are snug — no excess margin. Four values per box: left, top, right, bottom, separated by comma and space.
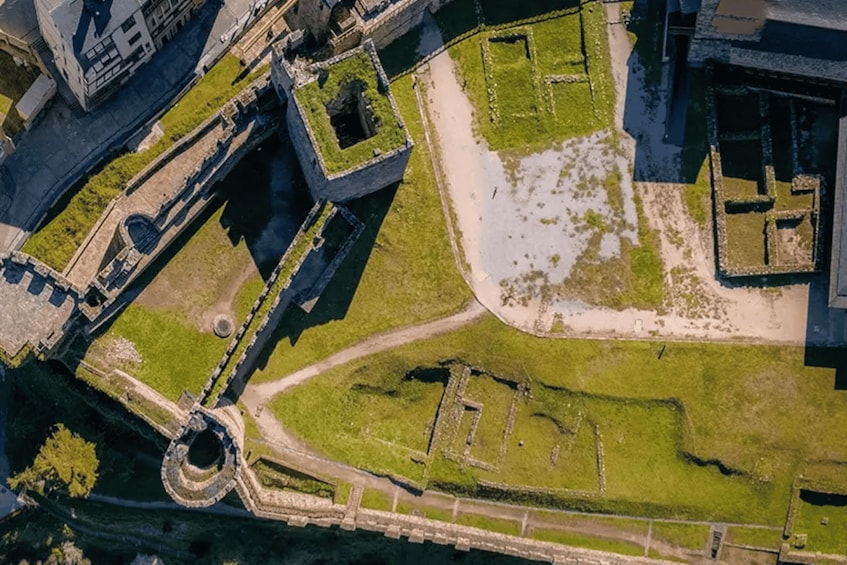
532, 527, 644, 556
725, 213, 766, 269
272, 314, 847, 524
445, 0, 610, 153
793, 490, 847, 555
22, 56, 268, 271
396, 499, 453, 522
650, 521, 710, 551
360, 488, 394, 511
248, 73, 471, 383
89, 304, 227, 402
456, 513, 522, 536
0, 52, 38, 137
725, 526, 784, 549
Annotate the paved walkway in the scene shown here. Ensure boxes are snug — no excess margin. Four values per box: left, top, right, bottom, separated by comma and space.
0, 0, 262, 252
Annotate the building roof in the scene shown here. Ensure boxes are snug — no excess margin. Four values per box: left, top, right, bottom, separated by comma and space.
828, 110, 847, 308
0, 0, 40, 45
768, 0, 847, 33
15, 72, 55, 119
44, 0, 142, 67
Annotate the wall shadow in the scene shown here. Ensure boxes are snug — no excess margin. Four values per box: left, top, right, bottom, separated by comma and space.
230, 183, 397, 394
215, 136, 314, 280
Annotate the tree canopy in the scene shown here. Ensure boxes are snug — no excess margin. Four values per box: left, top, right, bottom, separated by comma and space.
9, 424, 99, 498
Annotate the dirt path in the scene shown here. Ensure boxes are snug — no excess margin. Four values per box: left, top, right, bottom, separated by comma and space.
241, 299, 485, 419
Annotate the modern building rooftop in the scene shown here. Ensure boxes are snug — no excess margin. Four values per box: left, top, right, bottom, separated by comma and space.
0, 0, 40, 45
43, 0, 143, 71
828, 109, 847, 308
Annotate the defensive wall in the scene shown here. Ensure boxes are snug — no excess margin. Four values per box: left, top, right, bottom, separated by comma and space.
0, 75, 282, 365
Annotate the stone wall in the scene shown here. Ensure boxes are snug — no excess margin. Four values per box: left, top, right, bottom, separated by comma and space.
280, 41, 414, 203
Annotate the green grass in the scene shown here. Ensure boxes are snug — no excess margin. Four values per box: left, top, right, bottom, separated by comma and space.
455, 513, 522, 536
93, 304, 227, 402
22, 56, 268, 271
532, 511, 649, 536
445, 1, 611, 153
294, 50, 407, 175
273, 315, 847, 524
360, 488, 394, 511
725, 526, 784, 549
335, 482, 352, 505
249, 73, 471, 383
725, 213, 766, 268
396, 500, 453, 522
650, 521, 710, 551
532, 527, 644, 556
793, 490, 847, 555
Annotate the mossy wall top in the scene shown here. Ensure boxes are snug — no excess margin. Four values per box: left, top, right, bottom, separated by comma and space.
293, 50, 407, 175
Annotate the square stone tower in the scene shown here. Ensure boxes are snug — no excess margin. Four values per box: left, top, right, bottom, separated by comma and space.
272, 39, 413, 202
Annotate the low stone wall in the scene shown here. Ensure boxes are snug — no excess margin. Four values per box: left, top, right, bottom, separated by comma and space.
235, 462, 677, 564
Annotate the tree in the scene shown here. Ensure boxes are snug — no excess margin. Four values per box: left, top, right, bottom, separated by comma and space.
9, 425, 99, 498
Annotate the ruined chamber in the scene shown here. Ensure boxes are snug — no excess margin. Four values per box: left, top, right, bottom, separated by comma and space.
272, 39, 413, 202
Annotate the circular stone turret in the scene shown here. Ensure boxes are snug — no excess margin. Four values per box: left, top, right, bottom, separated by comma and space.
161, 408, 242, 507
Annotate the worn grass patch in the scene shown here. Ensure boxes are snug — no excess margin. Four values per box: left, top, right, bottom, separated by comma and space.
650, 521, 709, 551
532, 527, 644, 556
558, 191, 665, 310
22, 56, 268, 271
249, 74, 471, 382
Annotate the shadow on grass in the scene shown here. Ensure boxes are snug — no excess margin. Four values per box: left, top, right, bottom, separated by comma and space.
216, 136, 313, 279
229, 183, 397, 395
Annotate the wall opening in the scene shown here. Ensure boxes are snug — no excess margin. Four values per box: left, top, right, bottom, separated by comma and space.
325, 79, 378, 149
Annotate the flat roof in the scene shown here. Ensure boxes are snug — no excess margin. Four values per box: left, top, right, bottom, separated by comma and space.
0, 0, 40, 44
44, 0, 143, 69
